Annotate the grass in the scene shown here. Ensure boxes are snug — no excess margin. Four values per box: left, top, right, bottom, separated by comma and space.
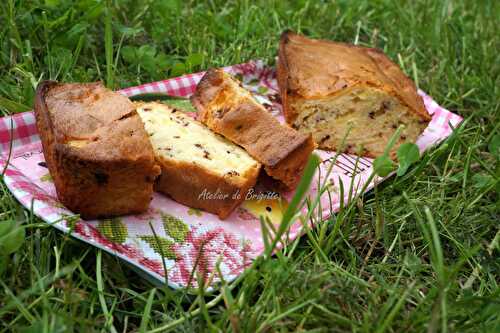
0, 0, 499, 331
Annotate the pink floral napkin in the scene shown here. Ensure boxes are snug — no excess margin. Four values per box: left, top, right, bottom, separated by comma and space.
0, 61, 462, 289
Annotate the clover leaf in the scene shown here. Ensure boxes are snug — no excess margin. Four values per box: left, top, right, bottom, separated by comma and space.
396, 143, 420, 176
0, 220, 15, 237
488, 134, 500, 159
373, 156, 395, 177
0, 223, 25, 254
373, 125, 403, 177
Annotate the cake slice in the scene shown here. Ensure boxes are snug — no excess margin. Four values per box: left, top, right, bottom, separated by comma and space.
34, 81, 161, 219
136, 102, 261, 219
191, 68, 315, 190
277, 31, 431, 158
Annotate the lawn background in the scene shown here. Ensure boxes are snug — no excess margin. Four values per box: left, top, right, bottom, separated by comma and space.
0, 0, 499, 332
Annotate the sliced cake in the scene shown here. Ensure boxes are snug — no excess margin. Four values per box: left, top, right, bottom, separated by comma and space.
136, 102, 261, 219
34, 81, 161, 219
191, 68, 315, 190
277, 31, 431, 158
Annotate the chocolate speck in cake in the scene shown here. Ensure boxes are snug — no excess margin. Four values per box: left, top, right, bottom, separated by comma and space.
319, 135, 331, 144
93, 171, 109, 186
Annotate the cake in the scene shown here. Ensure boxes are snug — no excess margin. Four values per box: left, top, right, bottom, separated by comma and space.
277, 31, 431, 158
136, 102, 261, 219
34, 81, 161, 219
191, 68, 315, 190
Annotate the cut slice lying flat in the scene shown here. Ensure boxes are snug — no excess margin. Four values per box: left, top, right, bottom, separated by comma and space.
136, 102, 261, 219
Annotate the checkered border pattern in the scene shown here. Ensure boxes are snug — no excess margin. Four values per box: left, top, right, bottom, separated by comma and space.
118, 63, 238, 98
420, 91, 462, 134
119, 74, 200, 98
0, 112, 39, 153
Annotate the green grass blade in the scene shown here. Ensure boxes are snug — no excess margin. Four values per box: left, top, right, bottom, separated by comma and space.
104, 0, 114, 88
264, 153, 320, 257
96, 251, 118, 333
139, 288, 156, 333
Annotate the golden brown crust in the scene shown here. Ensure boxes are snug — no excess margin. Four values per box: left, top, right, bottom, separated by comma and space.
191, 69, 225, 119
154, 157, 260, 219
191, 68, 315, 190
264, 135, 315, 188
34, 81, 160, 219
277, 31, 431, 124
277, 30, 293, 124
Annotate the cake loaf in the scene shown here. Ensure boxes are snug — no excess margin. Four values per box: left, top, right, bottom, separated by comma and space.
191, 68, 315, 190
136, 102, 261, 219
34, 81, 161, 219
277, 31, 431, 158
